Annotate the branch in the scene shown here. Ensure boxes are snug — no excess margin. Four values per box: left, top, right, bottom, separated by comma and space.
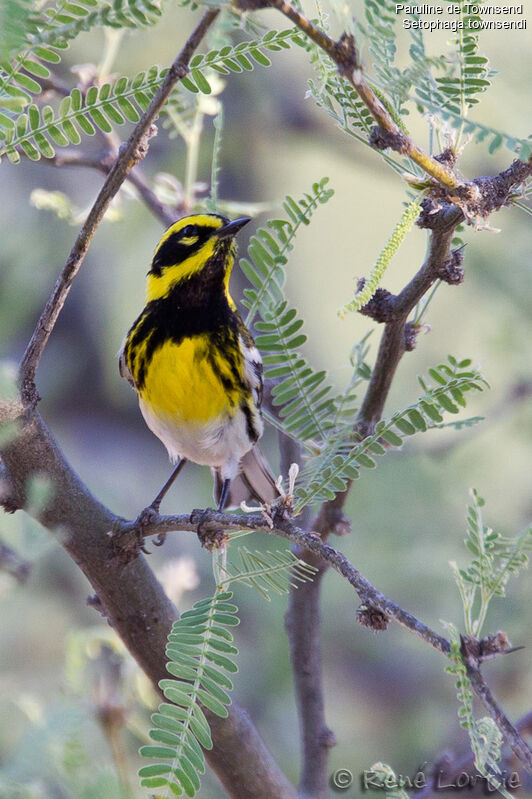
113, 505, 532, 771
461, 638, 532, 772
237, 0, 460, 189
357, 205, 462, 429
280, 436, 335, 799
35, 149, 177, 227
115, 509, 450, 653
0, 406, 297, 799
411, 710, 532, 798
17, 8, 220, 405
0, 540, 31, 583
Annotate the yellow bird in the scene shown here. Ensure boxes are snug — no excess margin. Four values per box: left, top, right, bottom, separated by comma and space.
119, 214, 277, 519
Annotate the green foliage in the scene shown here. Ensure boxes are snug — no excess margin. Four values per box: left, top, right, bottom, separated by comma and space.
139, 592, 239, 797
180, 28, 307, 94
0, 0, 33, 60
307, 47, 405, 176
240, 179, 342, 446
0, 0, 164, 128
361, 0, 410, 110
0, 26, 306, 163
217, 546, 317, 600
434, 1, 490, 115
445, 625, 513, 798
0, 66, 166, 162
295, 357, 488, 511
339, 200, 421, 316
451, 489, 532, 636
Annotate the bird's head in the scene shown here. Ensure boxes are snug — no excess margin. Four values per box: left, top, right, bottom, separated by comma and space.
146, 213, 250, 302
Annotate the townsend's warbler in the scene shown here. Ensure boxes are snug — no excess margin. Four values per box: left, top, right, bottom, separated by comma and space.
119, 213, 277, 517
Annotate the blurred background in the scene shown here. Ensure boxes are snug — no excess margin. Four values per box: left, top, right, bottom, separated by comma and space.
1, 1, 531, 796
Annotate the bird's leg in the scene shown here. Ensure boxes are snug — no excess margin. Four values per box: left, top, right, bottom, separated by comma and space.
136, 458, 187, 546
216, 478, 231, 512
150, 457, 187, 514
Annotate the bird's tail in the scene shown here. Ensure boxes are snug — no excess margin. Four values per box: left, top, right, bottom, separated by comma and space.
213, 446, 279, 509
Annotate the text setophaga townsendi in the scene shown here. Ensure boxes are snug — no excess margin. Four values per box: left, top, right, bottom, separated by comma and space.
119, 213, 277, 518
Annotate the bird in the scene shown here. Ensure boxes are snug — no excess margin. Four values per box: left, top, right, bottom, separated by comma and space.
119, 213, 278, 521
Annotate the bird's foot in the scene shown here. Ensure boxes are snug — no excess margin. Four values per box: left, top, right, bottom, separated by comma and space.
190, 508, 229, 551
135, 503, 167, 549
109, 516, 149, 563
109, 505, 165, 562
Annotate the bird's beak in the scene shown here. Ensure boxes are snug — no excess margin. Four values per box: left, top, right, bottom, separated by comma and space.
215, 217, 251, 239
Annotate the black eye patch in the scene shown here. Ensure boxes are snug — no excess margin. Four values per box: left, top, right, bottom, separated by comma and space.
151, 227, 214, 274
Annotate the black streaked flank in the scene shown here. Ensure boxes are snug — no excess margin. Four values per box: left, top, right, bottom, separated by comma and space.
240, 401, 260, 444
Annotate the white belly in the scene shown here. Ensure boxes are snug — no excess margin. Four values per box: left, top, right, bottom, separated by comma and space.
139, 399, 261, 479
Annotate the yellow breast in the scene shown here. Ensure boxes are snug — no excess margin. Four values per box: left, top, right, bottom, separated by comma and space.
139, 335, 241, 423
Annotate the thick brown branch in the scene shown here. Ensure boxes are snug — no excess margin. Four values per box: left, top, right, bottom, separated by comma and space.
0, 407, 296, 799
280, 436, 335, 799
18, 8, 220, 404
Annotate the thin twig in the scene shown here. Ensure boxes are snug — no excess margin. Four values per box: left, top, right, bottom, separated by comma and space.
0, 541, 31, 583
36, 149, 176, 227
115, 508, 450, 653
410, 710, 532, 798
239, 0, 459, 189
17, 8, 220, 405
113, 505, 532, 771
463, 656, 532, 773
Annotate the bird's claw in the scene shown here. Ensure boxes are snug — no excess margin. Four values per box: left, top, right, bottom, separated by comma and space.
110, 517, 148, 563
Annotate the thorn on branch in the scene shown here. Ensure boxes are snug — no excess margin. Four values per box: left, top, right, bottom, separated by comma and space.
0, 541, 32, 583
403, 321, 420, 352
461, 631, 524, 665
87, 592, 112, 622
319, 726, 337, 749
438, 248, 465, 285
334, 32, 360, 77
358, 284, 397, 323
434, 147, 458, 169
126, 123, 158, 168
356, 603, 390, 632
369, 125, 409, 155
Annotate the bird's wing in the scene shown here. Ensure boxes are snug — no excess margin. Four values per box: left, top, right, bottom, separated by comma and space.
118, 338, 136, 389
240, 336, 264, 409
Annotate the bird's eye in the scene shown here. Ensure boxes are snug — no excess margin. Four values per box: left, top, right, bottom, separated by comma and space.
181, 225, 197, 238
